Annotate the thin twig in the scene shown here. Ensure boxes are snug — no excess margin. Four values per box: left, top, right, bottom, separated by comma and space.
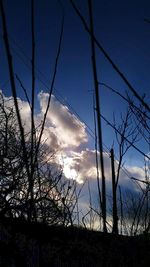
36, 13, 64, 156
99, 82, 150, 120
70, 0, 150, 112
0, 0, 30, 178
101, 114, 150, 161
15, 74, 31, 107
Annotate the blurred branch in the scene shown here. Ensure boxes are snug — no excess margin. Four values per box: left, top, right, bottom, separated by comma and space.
70, 0, 150, 112
36, 12, 64, 156
99, 82, 150, 120
0, 0, 30, 178
15, 74, 31, 108
101, 114, 150, 160
131, 176, 150, 185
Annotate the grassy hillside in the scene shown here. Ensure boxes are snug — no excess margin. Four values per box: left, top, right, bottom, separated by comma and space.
0, 217, 150, 267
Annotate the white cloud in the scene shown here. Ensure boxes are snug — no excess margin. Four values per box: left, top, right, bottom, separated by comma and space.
63, 149, 112, 184
66, 149, 98, 183
1, 90, 88, 152
1, 90, 148, 230
38, 92, 88, 148
63, 148, 147, 195
0, 91, 31, 131
1, 88, 146, 192
120, 165, 146, 191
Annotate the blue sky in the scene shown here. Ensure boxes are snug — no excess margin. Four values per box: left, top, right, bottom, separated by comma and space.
0, 0, 150, 218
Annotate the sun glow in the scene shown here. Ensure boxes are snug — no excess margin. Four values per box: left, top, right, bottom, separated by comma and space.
60, 156, 77, 179
58, 155, 83, 184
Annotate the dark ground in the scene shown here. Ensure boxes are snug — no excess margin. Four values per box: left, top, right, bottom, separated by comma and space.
0, 217, 150, 267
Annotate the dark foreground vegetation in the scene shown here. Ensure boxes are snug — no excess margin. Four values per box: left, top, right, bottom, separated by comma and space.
0, 217, 150, 267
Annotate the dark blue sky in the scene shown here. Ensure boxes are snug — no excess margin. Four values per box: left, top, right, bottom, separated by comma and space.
0, 0, 150, 165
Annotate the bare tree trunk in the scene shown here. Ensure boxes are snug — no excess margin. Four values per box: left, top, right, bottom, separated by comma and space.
29, 0, 36, 223
110, 148, 118, 234
88, 0, 107, 233
93, 94, 102, 218
119, 186, 123, 235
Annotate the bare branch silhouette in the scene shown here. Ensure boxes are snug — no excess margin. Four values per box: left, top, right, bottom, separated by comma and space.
70, 0, 150, 112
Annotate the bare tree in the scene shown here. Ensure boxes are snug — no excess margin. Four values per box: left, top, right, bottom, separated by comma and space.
109, 106, 140, 234
0, 92, 78, 226
0, 0, 64, 223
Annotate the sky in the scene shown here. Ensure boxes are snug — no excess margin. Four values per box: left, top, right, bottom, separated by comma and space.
0, 0, 150, 228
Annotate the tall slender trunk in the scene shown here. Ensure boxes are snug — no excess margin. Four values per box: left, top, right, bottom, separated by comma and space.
88, 0, 107, 233
29, 0, 36, 222
93, 94, 102, 219
119, 186, 123, 235
110, 148, 118, 234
